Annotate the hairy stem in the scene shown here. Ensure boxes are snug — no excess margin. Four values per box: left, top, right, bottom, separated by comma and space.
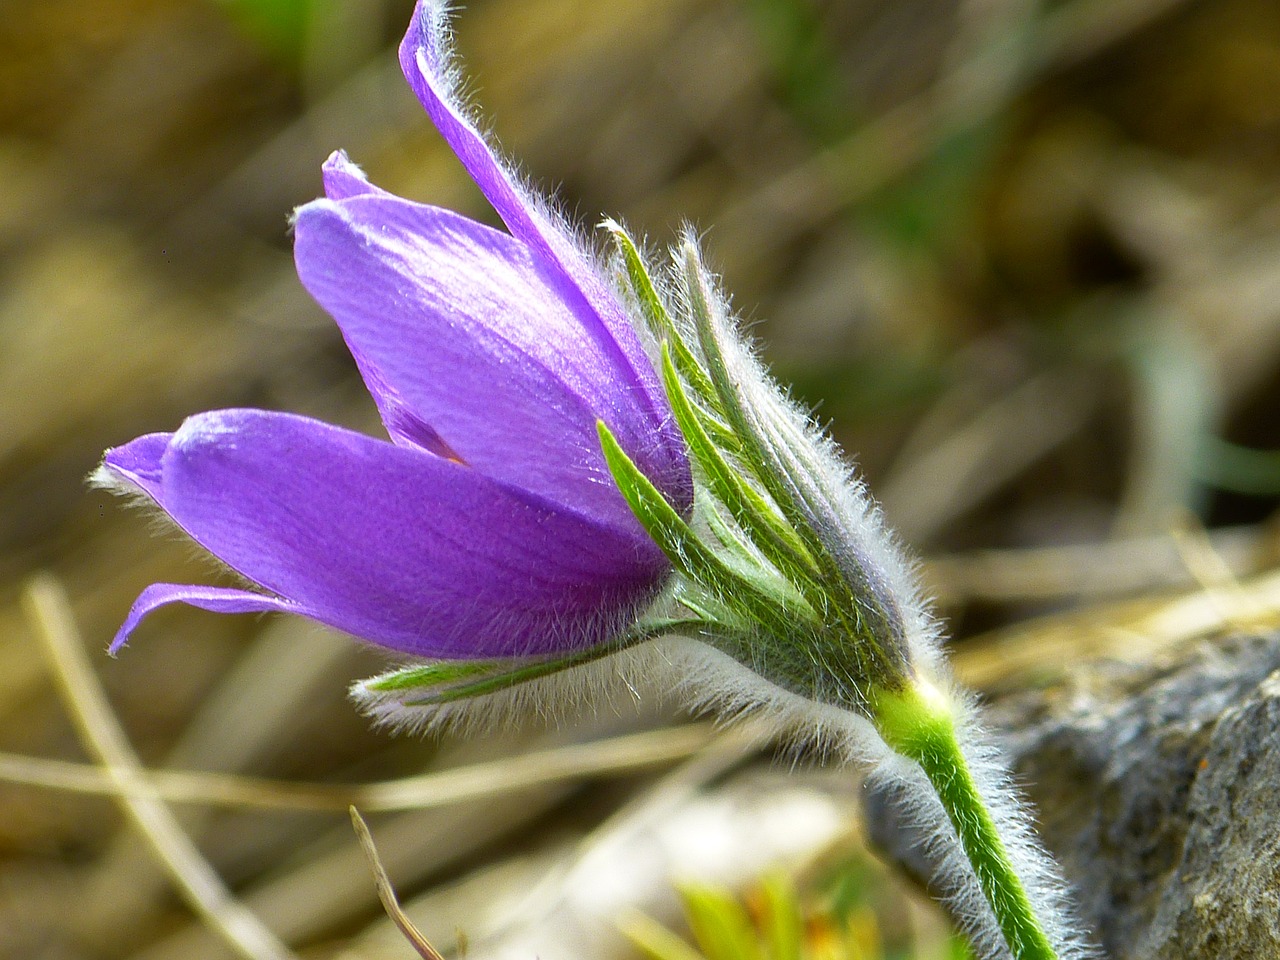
873, 679, 1059, 960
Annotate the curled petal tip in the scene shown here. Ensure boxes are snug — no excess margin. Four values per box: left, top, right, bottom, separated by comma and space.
108, 582, 302, 655
98, 431, 170, 501
401, 0, 450, 69
290, 196, 341, 233
322, 151, 380, 201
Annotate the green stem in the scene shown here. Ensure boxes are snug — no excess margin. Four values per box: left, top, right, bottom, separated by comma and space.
873, 680, 1058, 960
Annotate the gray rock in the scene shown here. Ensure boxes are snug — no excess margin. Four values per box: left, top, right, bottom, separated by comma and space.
864, 632, 1280, 959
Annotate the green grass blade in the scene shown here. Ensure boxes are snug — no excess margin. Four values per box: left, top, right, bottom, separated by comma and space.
619, 910, 708, 960
679, 883, 765, 960
759, 873, 805, 960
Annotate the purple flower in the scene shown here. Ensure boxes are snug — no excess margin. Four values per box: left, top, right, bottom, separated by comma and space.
98, 0, 691, 660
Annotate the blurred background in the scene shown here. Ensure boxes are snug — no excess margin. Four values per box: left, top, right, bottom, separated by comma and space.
3, 0, 1280, 957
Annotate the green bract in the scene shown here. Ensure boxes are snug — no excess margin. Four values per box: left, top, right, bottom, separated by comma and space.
600, 226, 915, 713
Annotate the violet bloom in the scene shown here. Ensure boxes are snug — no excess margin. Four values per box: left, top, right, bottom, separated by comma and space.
97, 1, 691, 660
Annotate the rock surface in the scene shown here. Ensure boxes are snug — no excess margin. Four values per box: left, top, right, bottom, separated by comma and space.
864, 631, 1280, 959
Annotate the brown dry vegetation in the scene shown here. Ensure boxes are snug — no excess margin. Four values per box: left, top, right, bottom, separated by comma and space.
3, 0, 1280, 958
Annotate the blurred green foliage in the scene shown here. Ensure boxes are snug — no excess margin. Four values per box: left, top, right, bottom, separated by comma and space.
623, 869, 972, 960
217, 0, 315, 60
744, 0, 849, 141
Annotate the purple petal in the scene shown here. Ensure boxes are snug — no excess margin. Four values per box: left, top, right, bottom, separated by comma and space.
100, 431, 169, 500
102, 409, 667, 658
397, 1, 690, 507
294, 186, 660, 527
110, 584, 302, 654
319, 150, 382, 200
314, 153, 462, 459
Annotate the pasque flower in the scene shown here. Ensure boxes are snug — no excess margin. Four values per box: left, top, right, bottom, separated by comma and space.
100, 5, 1094, 958
97, 1, 692, 661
